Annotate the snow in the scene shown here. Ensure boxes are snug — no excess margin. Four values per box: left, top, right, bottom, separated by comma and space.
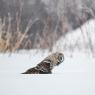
0, 19, 95, 95
0, 72, 95, 95
53, 19, 95, 54
0, 50, 95, 95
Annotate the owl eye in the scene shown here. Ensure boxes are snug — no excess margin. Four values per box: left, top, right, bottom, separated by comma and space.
58, 55, 64, 62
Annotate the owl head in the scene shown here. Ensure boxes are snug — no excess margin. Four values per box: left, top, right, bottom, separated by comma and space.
45, 52, 64, 67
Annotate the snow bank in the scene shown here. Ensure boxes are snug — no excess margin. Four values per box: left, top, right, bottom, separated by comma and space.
53, 19, 95, 55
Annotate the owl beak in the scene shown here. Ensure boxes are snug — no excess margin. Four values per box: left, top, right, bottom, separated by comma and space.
57, 61, 62, 66
57, 58, 64, 66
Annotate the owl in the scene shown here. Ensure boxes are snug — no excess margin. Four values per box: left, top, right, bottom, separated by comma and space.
22, 52, 64, 74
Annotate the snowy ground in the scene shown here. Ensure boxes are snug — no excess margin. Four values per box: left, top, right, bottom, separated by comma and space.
0, 19, 95, 95
0, 50, 95, 95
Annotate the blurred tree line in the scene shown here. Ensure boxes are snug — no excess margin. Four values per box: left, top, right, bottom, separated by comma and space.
0, 0, 95, 49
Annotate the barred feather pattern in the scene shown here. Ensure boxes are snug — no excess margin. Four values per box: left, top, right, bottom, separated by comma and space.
22, 52, 64, 74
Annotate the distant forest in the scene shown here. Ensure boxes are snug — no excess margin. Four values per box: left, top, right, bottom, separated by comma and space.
0, 0, 95, 52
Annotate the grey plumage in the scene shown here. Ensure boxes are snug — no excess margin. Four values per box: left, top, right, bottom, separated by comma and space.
22, 52, 64, 74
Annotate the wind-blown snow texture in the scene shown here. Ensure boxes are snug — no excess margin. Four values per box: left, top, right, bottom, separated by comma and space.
0, 19, 95, 95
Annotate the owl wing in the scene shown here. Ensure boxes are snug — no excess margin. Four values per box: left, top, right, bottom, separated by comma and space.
22, 59, 52, 74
